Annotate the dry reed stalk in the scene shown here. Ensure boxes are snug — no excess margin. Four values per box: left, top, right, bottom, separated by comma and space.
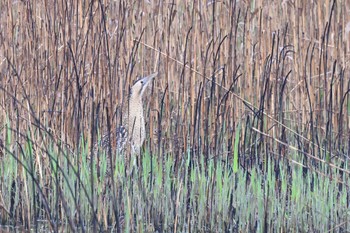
0, 0, 349, 230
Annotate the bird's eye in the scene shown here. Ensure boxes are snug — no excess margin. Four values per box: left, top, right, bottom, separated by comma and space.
140, 81, 144, 85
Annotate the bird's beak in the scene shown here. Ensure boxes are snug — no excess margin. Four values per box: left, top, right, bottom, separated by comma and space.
142, 72, 158, 86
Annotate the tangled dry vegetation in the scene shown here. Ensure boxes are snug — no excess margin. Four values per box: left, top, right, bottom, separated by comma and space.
0, 0, 350, 232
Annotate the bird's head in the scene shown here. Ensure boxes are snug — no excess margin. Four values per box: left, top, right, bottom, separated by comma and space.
130, 72, 158, 98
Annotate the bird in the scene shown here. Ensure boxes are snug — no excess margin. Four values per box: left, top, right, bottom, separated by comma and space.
93, 72, 158, 164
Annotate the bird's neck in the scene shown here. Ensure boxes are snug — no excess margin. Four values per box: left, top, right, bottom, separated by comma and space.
128, 95, 143, 109
127, 95, 144, 137
126, 95, 143, 123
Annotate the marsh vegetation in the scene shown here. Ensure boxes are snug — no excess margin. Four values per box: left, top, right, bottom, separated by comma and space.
0, 0, 349, 232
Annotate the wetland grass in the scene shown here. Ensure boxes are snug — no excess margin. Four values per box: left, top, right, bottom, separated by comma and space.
0, 0, 349, 232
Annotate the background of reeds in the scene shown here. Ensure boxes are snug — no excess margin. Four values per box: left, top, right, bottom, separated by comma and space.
0, 0, 350, 232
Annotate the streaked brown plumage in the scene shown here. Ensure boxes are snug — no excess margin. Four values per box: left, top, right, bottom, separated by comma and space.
93, 72, 157, 161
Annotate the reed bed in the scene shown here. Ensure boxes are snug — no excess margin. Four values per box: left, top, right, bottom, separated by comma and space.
0, 0, 349, 232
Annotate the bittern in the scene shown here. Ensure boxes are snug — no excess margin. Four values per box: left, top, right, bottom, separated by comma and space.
94, 72, 157, 159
